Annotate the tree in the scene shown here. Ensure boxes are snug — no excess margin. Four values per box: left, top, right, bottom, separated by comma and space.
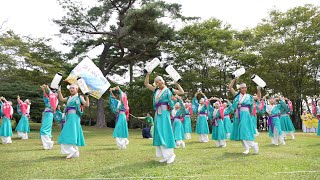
54, 0, 194, 127
0, 30, 68, 122
244, 4, 320, 128
164, 18, 242, 98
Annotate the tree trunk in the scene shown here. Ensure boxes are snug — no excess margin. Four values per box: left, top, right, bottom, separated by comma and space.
95, 44, 111, 128
96, 98, 106, 127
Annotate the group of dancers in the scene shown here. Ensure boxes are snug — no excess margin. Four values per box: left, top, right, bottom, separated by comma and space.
0, 84, 89, 159
1, 71, 320, 163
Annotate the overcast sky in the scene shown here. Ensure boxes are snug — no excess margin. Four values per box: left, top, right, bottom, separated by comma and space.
1, 0, 319, 51
1, 0, 319, 82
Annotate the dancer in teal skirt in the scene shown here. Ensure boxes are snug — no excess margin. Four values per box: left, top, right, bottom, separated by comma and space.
280, 98, 295, 140
171, 97, 186, 148
15, 96, 31, 140
317, 99, 320, 136
208, 98, 227, 147
192, 92, 210, 143
229, 79, 261, 155
183, 100, 193, 140
222, 100, 234, 139
40, 84, 58, 150
266, 97, 287, 145
0, 97, 13, 144
57, 84, 89, 159
109, 86, 129, 149
144, 74, 182, 164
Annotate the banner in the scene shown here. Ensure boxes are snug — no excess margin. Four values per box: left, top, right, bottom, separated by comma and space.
65, 58, 111, 99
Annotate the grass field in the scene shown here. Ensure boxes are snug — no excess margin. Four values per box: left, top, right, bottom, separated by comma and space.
0, 123, 319, 179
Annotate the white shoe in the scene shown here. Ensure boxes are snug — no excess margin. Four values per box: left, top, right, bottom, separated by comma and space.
73, 151, 80, 158
281, 141, 286, 145
181, 142, 186, 148
253, 143, 259, 154
49, 141, 54, 150
125, 139, 129, 145
243, 149, 249, 155
159, 158, 167, 163
221, 144, 227, 148
167, 154, 176, 164
66, 152, 75, 159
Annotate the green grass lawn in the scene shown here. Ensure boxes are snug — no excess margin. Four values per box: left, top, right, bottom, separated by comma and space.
0, 123, 319, 179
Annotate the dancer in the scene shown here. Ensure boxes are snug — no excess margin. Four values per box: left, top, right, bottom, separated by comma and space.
15, 96, 31, 140
40, 84, 58, 150
192, 92, 210, 143
57, 84, 89, 159
137, 112, 154, 139
0, 97, 13, 144
109, 86, 129, 149
222, 100, 234, 139
266, 97, 286, 145
279, 98, 295, 140
54, 105, 64, 130
183, 99, 193, 140
251, 98, 260, 137
229, 79, 260, 155
171, 96, 186, 148
144, 74, 177, 164
208, 98, 226, 147
317, 99, 320, 136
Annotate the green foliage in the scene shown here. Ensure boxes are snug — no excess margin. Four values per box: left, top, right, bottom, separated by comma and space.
0, 31, 69, 122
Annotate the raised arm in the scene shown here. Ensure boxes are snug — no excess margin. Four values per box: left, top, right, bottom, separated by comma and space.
58, 88, 67, 103
172, 82, 185, 95
144, 73, 156, 92
17, 96, 22, 104
253, 87, 261, 100
228, 79, 237, 96
80, 95, 90, 107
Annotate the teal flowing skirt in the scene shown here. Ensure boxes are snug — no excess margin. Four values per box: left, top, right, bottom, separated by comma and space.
40, 112, 53, 137
196, 115, 209, 134
223, 117, 233, 134
15, 115, 30, 133
173, 120, 185, 140
251, 115, 258, 134
112, 113, 129, 138
230, 110, 255, 141
212, 120, 226, 140
318, 119, 320, 136
269, 117, 282, 137
153, 109, 175, 148
58, 113, 85, 146
280, 115, 295, 133
317, 119, 320, 136
183, 116, 192, 133
0, 118, 12, 137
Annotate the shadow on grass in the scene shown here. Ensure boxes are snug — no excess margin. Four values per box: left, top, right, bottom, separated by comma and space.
89, 147, 119, 152
306, 143, 320, 147
40, 156, 66, 161
5, 148, 44, 153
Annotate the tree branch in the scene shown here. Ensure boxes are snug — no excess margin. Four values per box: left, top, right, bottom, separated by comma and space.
79, 30, 117, 36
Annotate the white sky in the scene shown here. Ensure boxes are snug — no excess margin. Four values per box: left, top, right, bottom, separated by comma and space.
0, 0, 319, 83
1, 0, 319, 51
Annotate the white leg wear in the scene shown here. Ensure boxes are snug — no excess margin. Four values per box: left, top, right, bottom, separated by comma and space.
61, 144, 79, 158
18, 131, 28, 139
116, 138, 127, 149
2, 136, 12, 144
185, 133, 191, 140
226, 133, 230, 139
199, 134, 209, 142
156, 146, 175, 160
41, 135, 54, 150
